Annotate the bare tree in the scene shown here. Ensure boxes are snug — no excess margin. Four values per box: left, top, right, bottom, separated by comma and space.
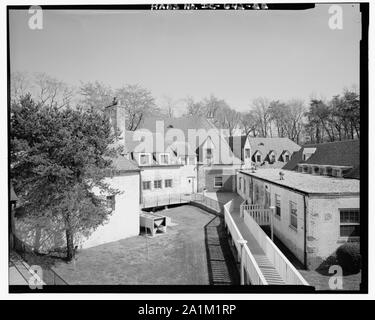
115, 84, 159, 131
79, 81, 113, 111
251, 97, 271, 137
33, 73, 75, 109
11, 71, 31, 102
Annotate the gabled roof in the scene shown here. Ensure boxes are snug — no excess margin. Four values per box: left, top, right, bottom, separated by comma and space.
10, 184, 18, 202
139, 115, 242, 165
111, 156, 140, 172
282, 139, 360, 179
227, 135, 248, 160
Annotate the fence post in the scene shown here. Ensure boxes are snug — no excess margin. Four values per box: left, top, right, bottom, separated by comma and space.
237, 239, 248, 285
269, 206, 275, 241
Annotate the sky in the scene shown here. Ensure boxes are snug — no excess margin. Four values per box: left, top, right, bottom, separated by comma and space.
9, 4, 361, 113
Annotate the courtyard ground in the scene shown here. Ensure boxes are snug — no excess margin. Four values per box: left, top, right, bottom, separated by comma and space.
50, 205, 240, 285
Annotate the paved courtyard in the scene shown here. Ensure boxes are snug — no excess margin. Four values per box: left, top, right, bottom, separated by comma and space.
51, 205, 240, 285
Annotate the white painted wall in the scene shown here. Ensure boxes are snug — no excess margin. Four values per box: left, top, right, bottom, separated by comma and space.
81, 172, 140, 249
307, 196, 360, 266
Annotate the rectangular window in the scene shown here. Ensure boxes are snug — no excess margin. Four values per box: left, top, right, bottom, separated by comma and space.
239, 177, 242, 191
165, 179, 173, 188
270, 154, 276, 163
142, 181, 151, 190
214, 176, 223, 188
285, 154, 290, 162
275, 194, 281, 218
256, 154, 261, 162
140, 154, 150, 165
245, 148, 251, 159
106, 195, 116, 211
290, 201, 297, 229
206, 148, 213, 159
340, 209, 360, 237
154, 180, 162, 189
159, 154, 169, 165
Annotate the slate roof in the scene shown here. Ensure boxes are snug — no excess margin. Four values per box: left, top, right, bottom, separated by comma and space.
138, 115, 242, 165
282, 140, 360, 179
240, 168, 359, 195
227, 135, 248, 160
248, 137, 301, 159
110, 156, 140, 172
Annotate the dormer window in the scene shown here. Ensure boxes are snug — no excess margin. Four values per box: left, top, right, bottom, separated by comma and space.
159, 153, 170, 165
245, 148, 251, 159
139, 153, 151, 165
257, 154, 261, 162
285, 154, 290, 162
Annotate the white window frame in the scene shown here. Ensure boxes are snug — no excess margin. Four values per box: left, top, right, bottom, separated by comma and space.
154, 180, 162, 189
139, 153, 151, 165
339, 209, 360, 239
214, 176, 223, 188
275, 194, 281, 219
142, 181, 151, 191
159, 153, 170, 165
289, 201, 298, 230
164, 179, 173, 188
106, 195, 116, 211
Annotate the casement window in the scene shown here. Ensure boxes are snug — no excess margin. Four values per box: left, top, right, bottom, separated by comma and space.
159, 153, 169, 165
275, 194, 281, 218
106, 195, 116, 211
154, 180, 162, 189
164, 179, 173, 188
214, 176, 223, 188
139, 153, 151, 165
290, 201, 298, 229
142, 181, 151, 190
245, 148, 251, 159
340, 209, 360, 237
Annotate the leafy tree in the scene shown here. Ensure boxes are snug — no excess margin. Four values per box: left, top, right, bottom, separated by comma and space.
10, 94, 121, 260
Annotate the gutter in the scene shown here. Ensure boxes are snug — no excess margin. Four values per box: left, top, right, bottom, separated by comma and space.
303, 195, 308, 269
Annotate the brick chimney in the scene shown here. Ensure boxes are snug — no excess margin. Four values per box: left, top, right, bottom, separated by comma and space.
105, 97, 126, 141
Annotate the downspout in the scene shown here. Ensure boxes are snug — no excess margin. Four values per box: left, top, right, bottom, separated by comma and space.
303, 195, 308, 269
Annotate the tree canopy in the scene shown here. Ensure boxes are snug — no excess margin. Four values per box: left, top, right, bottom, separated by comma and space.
11, 94, 121, 260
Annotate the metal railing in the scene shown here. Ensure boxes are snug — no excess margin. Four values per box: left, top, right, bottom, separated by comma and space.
12, 236, 68, 285
243, 213, 309, 286
190, 193, 224, 214
224, 201, 267, 285
141, 193, 192, 209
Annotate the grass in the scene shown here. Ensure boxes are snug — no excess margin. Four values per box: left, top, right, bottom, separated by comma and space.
49, 205, 239, 285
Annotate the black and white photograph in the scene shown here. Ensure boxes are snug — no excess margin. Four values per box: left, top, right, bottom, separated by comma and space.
4, 1, 370, 298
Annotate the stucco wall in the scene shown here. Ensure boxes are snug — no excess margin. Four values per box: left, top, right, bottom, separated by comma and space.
82, 172, 140, 249
306, 196, 360, 269
238, 172, 306, 264
237, 171, 360, 270
141, 165, 196, 201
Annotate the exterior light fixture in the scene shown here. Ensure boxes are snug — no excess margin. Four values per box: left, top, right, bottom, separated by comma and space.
252, 3, 260, 10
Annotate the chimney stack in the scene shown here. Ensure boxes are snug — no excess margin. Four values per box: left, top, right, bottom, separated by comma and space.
105, 97, 126, 141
